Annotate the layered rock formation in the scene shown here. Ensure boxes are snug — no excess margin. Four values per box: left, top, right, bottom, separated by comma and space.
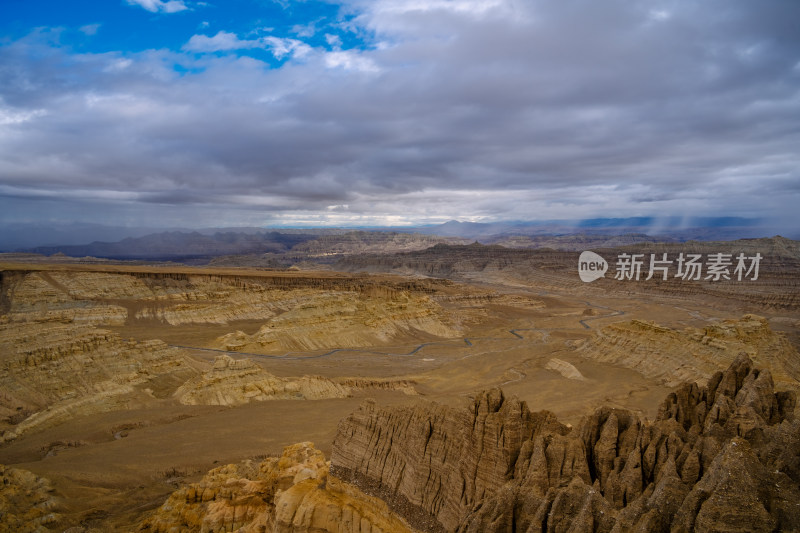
0, 464, 60, 532
143, 356, 798, 532
1, 267, 457, 444
331, 355, 799, 532
2, 268, 473, 339
1, 271, 128, 325
140, 442, 418, 533
215, 289, 462, 353
175, 355, 350, 406
0, 321, 194, 442
578, 314, 800, 388
175, 355, 418, 406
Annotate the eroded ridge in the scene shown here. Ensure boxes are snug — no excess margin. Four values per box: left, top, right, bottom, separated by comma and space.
578, 314, 800, 389
140, 441, 419, 533
330, 355, 799, 532
141, 356, 799, 532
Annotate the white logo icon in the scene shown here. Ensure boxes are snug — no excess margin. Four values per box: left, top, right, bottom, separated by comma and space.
578, 251, 608, 283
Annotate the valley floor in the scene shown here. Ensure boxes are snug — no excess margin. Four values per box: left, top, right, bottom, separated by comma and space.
0, 261, 798, 531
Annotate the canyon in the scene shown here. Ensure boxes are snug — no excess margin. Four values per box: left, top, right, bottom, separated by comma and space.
139, 355, 800, 532
0, 237, 798, 531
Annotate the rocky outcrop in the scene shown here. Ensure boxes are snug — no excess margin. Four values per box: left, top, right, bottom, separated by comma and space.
544, 358, 587, 381
0, 322, 194, 442
578, 314, 800, 389
2, 268, 475, 338
2, 271, 128, 325
336, 378, 419, 397
332, 390, 567, 531
139, 442, 418, 533
214, 290, 462, 353
0, 465, 60, 532
175, 355, 351, 406
175, 355, 418, 406
138, 356, 799, 532
330, 355, 800, 532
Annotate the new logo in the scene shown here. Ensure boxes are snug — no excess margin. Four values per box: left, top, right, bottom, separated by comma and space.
578, 251, 608, 283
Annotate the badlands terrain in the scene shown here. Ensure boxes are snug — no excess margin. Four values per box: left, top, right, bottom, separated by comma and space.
1, 236, 799, 532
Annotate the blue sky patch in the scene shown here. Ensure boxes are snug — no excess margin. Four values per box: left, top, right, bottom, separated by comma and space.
2, 0, 367, 66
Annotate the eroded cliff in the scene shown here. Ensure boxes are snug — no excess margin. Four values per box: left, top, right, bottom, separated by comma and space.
0, 321, 194, 442
140, 441, 419, 533
142, 356, 799, 532
2, 267, 452, 443
331, 355, 799, 532
578, 314, 800, 389
215, 289, 463, 353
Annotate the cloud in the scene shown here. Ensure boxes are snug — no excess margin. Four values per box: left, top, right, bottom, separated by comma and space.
324, 50, 378, 72
325, 33, 343, 50
183, 31, 261, 52
126, 0, 188, 14
1, 0, 799, 230
0, 106, 47, 126
79, 24, 101, 36
292, 22, 318, 38
182, 31, 312, 60
261, 36, 312, 60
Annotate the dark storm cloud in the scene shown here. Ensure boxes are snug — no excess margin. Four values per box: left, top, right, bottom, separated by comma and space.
1, 0, 799, 226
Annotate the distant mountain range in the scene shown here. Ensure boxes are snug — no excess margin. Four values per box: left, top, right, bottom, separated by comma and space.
403, 217, 790, 241
1, 217, 794, 261
24, 231, 317, 261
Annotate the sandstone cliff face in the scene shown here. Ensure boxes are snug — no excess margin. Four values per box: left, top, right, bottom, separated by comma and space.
2, 271, 128, 325
214, 290, 462, 353
140, 442, 418, 533
0, 321, 194, 442
332, 390, 566, 532
2, 269, 473, 350
139, 357, 799, 532
330, 355, 800, 532
578, 314, 800, 389
1, 268, 447, 442
1, 269, 464, 330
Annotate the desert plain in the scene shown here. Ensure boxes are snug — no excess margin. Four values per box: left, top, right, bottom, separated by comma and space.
1, 238, 799, 532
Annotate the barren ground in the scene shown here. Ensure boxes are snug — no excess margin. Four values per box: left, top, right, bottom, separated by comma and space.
0, 260, 797, 531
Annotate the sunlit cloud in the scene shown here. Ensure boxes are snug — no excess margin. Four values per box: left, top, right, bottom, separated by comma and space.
183, 31, 260, 52
125, 0, 189, 14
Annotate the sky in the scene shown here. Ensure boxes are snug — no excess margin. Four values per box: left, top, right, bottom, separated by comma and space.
1, 0, 799, 230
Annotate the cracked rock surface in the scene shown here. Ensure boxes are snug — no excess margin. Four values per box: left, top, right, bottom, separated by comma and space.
331, 355, 799, 532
